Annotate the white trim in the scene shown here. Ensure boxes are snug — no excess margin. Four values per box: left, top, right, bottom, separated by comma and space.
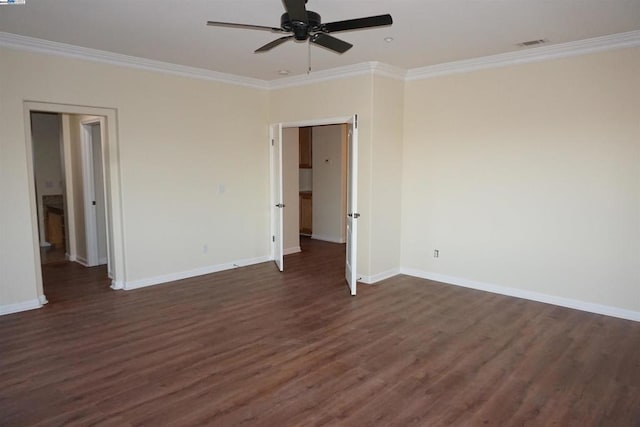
74, 256, 90, 267
359, 268, 400, 285
311, 234, 345, 244
24, 101, 127, 297
269, 61, 406, 89
38, 295, 48, 305
0, 299, 42, 316
61, 114, 77, 261
280, 115, 353, 129
123, 256, 271, 290
283, 246, 301, 255
2, 30, 637, 89
372, 62, 408, 81
407, 30, 640, 80
400, 268, 640, 323
110, 279, 124, 290
0, 32, 268, 90
80, 119, 100, 267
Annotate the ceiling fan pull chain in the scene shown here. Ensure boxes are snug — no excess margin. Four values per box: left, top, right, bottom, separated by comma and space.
308, 40, 312, 74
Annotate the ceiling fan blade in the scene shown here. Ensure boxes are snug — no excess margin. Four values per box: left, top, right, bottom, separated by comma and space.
321, 14, 393, 33
255, 36, 294, 53
310, 33, 353, 54
207, 21, 283, 33
283, 0, 308, 23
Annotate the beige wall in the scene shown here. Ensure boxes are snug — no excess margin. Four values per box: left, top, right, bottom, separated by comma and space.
369, 76, 405, 280
401, 47, 640, 312
2, 41, 639, 318
1, 48, 41, 307
311, 124, 347, 243
282, 127, 300, 254
0, 46, 269, 308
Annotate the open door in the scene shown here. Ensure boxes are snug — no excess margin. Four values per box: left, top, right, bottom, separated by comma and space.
345, 115, 359, 295
270, 123, 284, 271
80, 118, 109, 268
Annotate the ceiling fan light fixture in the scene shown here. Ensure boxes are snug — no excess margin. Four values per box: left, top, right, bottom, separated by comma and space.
206, 0, 392, 54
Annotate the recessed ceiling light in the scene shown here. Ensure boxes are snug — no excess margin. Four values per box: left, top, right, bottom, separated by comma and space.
278, 69, 290, 75
384, 37, 394, 43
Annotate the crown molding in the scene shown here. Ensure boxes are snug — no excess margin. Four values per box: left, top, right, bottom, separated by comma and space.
267, 61, 406, 90
407, 30, 640, 81
2, 30, 638, 89
371, 62, 407, 81
0, 32, 269, 90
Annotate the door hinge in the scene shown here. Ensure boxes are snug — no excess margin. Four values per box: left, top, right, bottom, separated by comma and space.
272, 235, 275, 242
354, 114, 358, 129
271, 139, 274, 146
348, 213, 361, 219
275, 203, 285, 208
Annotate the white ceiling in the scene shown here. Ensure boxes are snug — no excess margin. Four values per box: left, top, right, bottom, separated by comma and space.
1, 0, 639, 81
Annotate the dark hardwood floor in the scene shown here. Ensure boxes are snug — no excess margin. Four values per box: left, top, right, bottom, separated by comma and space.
2, 237, 639, 426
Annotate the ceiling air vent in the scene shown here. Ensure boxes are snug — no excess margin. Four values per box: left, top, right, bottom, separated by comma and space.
517, 39, 548, 47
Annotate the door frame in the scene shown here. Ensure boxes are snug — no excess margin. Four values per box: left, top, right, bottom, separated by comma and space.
269, 115, 359, 287
23, 101, 126, 303
80, 117, 109, 268
345, 115, 359, 295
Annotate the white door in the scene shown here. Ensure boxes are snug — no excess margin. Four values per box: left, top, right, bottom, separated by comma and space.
345, 115, 359, 295
81, 120, 108, 267
91, 124, 108, 265
270, 123, 284, 271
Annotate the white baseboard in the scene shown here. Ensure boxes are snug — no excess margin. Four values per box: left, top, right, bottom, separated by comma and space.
0, 298, 42, 316
75, 256, 89, 267
311, 234, 345, 244
110, 279, 124, 290
359, 268, 401, 285
98, 257, 108, 265
400, 268, 640, 323
38, 295, 48, 305
284, 246, 301, 255
123, 255, 271, 291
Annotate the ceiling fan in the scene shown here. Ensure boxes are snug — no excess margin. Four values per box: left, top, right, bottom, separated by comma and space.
206, 0, 393, 54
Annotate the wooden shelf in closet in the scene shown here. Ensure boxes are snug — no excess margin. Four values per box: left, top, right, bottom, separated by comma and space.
299, 127, 312, 168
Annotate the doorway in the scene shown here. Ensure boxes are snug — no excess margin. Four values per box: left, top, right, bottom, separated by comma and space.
270, 115, 359, 295
282, 125, 347, 249
24, 102, 125, 305
30, 112, 67, 265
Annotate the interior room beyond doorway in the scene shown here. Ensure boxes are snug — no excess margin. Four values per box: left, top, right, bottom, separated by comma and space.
282, 124, 348, 256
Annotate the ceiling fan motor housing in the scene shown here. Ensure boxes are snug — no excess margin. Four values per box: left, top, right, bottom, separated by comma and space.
281, 11, 321, 40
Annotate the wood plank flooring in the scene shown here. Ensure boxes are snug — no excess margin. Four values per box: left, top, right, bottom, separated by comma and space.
1, 237, 639, 426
